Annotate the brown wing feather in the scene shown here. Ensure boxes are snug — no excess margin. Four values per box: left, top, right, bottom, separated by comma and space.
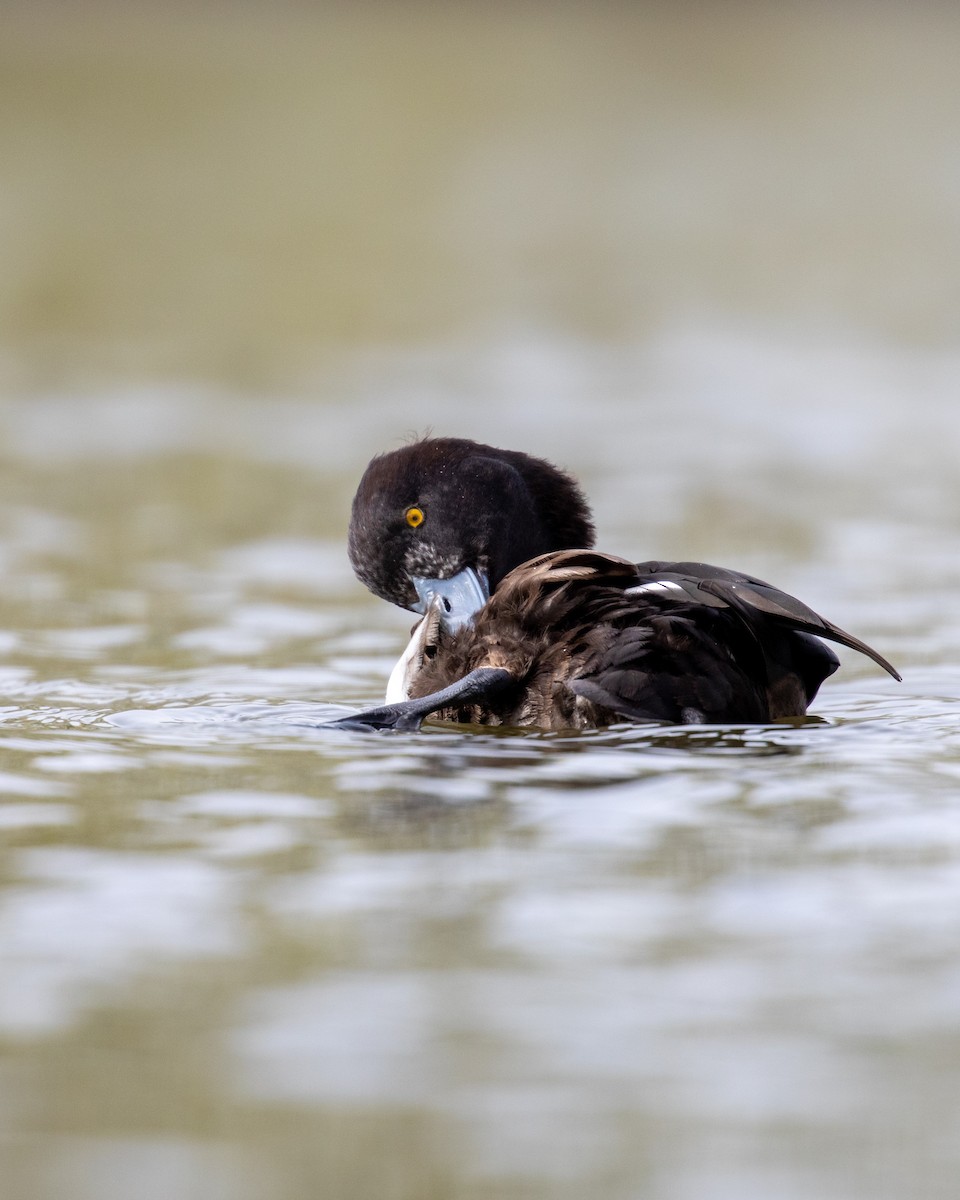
405, 551, 899, 729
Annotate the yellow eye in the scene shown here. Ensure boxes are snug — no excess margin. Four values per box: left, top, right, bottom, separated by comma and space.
405, 506, 425, 528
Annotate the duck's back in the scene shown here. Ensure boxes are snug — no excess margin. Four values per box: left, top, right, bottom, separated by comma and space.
406, 551, 897, 728
566, 559, 843, 725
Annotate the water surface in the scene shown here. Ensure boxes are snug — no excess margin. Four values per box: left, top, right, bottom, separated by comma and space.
1, 336, 957, 1200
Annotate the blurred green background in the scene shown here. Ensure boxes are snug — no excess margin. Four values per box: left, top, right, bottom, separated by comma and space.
3, 1, 959, 392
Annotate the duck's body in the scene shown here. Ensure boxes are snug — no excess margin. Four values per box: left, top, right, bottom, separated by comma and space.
341, 438, 899, 732
396, 551, 865, 729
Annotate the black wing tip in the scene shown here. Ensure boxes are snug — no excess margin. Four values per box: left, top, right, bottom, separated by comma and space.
699, 576, 902, 683
822, 626, 901, 682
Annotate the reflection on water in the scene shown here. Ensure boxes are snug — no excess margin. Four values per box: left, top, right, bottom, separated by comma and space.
1, 335, 959, 1198
3, 3, 960, 1199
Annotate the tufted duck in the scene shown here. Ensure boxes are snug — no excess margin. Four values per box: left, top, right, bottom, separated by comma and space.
336, 438, 900, 731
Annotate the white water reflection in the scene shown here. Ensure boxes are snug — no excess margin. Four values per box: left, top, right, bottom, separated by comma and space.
20, 1137, 267, 1200
229, 963, 871, 1140
0, 848, 242, 1036
0, 802, 74, 828
234, 974, 438, 1107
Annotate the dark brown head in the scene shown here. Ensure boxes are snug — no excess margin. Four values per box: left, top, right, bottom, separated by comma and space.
347, 437, 595, 619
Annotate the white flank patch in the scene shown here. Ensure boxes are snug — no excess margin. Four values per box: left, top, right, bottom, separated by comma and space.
385, 619, 426, 703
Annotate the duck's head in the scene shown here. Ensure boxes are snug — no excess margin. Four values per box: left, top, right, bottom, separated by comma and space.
348, 437, 595, 630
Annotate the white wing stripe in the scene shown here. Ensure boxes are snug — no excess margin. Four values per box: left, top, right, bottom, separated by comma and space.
624, 580, 686, 598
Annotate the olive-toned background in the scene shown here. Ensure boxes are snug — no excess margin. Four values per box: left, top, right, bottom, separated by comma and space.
3, 2, 958, 391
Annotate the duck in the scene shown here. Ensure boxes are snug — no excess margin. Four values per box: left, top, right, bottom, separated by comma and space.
335, 436, 900, 732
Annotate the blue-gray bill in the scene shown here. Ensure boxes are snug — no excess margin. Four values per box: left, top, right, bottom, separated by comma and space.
411, 567, 489, 633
